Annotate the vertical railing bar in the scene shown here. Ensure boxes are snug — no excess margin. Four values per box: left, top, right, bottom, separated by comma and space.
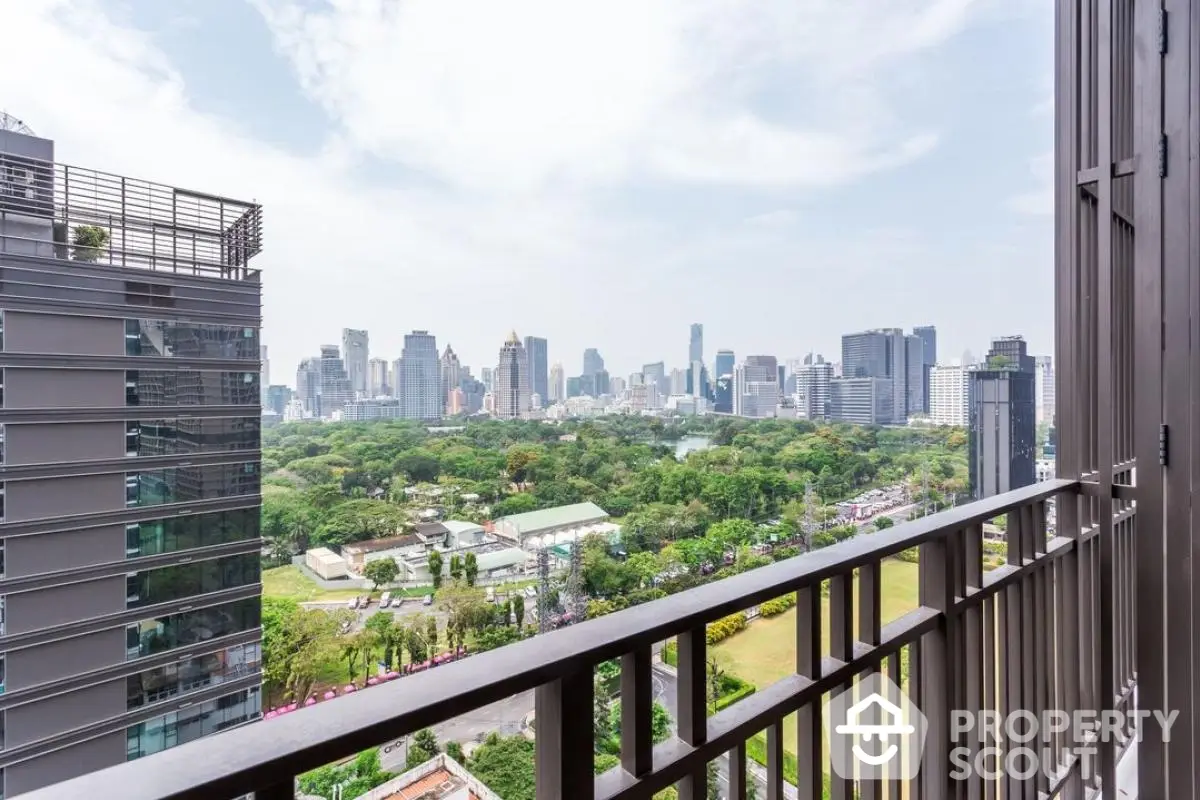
676, 627, 708, 800
859, 559, 883, 800
1002, 509, 1023, 800
796, 585, 823, 800
886, 652, 904, 800
919, 537, 952, 800
535, 670, 595, 800
829, 573, 854, 800
728, 741, 748, 800
766, 722, 785, 800
982, 595, 996, 800
964, 526, 985, 800
621, 645, 653, 778
1033, 543, 1051, 796
1020, 518, 1037, 800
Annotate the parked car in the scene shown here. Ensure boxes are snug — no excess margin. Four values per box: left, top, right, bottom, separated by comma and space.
347, 597, 360, 610
422, 594, 433, 606
380, 592, 392, 606
359, 596, 371, 608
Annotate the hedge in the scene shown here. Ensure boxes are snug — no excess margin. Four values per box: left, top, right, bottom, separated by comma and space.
713, 681, 756, 712
662, 641, 677, 667
759, 594, 798, 617
705, 612, 747, 645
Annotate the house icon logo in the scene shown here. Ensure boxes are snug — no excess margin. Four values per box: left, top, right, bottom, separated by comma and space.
824, 672, 927, 781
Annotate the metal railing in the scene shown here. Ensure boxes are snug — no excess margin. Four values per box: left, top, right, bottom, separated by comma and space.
0, 153, 262, 279
23, 478, 1136, 800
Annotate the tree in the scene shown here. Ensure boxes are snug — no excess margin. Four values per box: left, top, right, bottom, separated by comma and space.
449, 554, 464, 582
299, 747, 393, 800
593, 675, 612, 748
72, 225, 109, 262
446, 741, 465, 763
464, 551, 479, 586
262, 597, 348, 705
406, 728, 441, 768
466, 733, 536, 800
609, 701, 671, 744
426, 616, 439, 652
706, 658, 727, 705
513, 594, 526, 628
874, 516, 895, 531
365, 612, 402, 670
363, 557, 400, 590
428, 550, 444, 589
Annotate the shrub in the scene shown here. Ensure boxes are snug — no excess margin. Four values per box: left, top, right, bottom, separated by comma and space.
895, 547, 920, 563
705, 612, 747, 645
713, 681, 756, 712
759, 594, 798, 617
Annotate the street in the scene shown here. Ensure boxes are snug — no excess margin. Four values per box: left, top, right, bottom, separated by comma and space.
301, 599, 449, 631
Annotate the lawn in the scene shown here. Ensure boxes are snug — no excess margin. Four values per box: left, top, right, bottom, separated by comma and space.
710, 558, 920, 780
262, 565, 363, 602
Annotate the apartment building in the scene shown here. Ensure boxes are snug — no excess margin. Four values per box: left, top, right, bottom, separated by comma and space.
0, 129, 263, 795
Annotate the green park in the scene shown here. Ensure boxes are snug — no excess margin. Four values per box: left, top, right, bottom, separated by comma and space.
257, 415, 970, 798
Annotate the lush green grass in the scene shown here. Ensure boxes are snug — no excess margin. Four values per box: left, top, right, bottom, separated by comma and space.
262, 566, 362, 602
711, 559, 920, 783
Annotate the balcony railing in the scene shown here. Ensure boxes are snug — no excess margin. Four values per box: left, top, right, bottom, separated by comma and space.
23, 478, 1137, 800
0, 153, 263, 280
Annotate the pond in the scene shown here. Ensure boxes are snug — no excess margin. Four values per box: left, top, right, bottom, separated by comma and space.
672, 434, 714, 459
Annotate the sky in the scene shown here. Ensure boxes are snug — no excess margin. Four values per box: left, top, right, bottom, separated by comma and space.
1, 0, 1054, 381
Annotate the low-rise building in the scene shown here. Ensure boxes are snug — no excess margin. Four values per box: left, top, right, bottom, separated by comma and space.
350, 753, 501, 800
305, 547, 349, 580
341, 534, 425, 573
491, 501, 610, 546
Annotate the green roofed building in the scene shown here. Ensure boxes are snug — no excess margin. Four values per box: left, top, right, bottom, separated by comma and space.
491, 501, 611, 548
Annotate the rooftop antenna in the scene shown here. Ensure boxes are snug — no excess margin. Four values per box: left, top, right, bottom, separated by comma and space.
0, 112, 36, 135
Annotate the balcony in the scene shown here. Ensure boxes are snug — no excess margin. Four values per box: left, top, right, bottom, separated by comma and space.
22, 479, 1141, 799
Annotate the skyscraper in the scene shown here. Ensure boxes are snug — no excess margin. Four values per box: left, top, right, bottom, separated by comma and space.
480, 367, 494, 394
643, 362, 668, 397
396, 331, 441, 420
496, 332, 531, 419
795, 360, 834, 420
840, 328, 909, 420
970, 337, 1037, 499
548, 362, 565, 404
319, 344, 353, 416
342, 328, 369, 396
715, 350, 735, 382
261, 345, 270, 405
0, 128, 263, 792
689, 323, 703, 365
583, 348, 605, 376
296, 357, 322, 416
368, 357, 391, 397
913, 325, 938, 413
524, 336, 549, 408
440, 344, 462, 412
1035, 356, 1056, 424
929, 365, 971, 426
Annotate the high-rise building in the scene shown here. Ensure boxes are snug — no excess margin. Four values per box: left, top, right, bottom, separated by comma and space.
524, 336, 548, 408
583, 348, 604, 377
480, 367, 494, 394
496, 332, 531, 419
0, 129, 264, 793
913, 325, 938, 413
970, 337, 1037, 499
396, 331, 441, 420
686, 360, 709, 399
689, 323, 703, 365
368, 358, 391, 397
440, 344, 462, 412
296, 357, 321, 416
609, 376, 627, 397
669, 368, 688, 396
260, 345, 270, 405
1035, 356, 1056, 424
713, 375, 734, 414
318, 345, 354, 417
795, 359, 834, 420
715, 350, 735, 381
840, 328, 910, 420
905, 334, 926, 417
643, 362, 668, 397
830, 377, 895, 425
341, 328, 369, 397
929, 365, 971, 426
743, 355, 778, 383
549, 362, 565, 404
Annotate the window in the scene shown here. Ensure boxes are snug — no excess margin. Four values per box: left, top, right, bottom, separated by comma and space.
0, 482, 5, 523
125, 554, 259, 609
124, 370, 259, 406
124, 417, 260, 457
124, 319, 259, 360
126, 643, 261, 710
0, 310, 5, 350
1, 597, 6, 637
0, 654, 6, 694
125, 598, 261, 660
125, 421, 139, 457
0, 424, 5, 464
125, 508, 260, 559
124, 463, 259, 508
125, 688, 261, 760
0, 541, 6, 579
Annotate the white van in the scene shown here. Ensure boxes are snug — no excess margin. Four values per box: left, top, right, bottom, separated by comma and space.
485, 587, 495, 603
380, 591, 392, 607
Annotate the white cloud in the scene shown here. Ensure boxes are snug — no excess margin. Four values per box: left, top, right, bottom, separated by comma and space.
251, 0, 978, 192
0, 0, 1003, 375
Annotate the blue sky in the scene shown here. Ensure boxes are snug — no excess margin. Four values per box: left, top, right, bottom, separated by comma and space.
2, 0, 1053, 381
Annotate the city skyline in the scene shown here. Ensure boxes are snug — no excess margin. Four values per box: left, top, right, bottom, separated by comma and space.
2, 2, 1055, 382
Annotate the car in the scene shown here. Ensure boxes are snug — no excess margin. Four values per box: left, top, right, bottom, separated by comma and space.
422, 594, 433, 606
380, 591, 392, 606
390, 597, 404, 608
358, 596, 371, 608
347, 597, 359, 610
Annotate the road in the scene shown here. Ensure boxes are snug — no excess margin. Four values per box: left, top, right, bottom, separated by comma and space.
301, 598, 449, 631
378, 689, 534, 772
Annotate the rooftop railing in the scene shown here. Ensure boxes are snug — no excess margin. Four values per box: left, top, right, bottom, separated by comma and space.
0, 153, 262, 280
23, 477, 1138, 800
